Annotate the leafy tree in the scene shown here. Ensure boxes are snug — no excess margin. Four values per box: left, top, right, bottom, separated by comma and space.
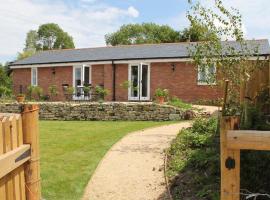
17, 23, 75, 60
179, 22, 215, 42
187, 0, 263, 114
105, 23, 180, 46
25, 30, 39, 51
0, 64, 12, 97
17, 49, 36, 60
36, 23, 75, 50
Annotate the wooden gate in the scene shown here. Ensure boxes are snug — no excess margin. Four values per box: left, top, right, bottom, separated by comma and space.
0, 104, 41, 200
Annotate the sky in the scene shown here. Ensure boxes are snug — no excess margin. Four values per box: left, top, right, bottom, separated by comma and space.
0, 0, 270, 64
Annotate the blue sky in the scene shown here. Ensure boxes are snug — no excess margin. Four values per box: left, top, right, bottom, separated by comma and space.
0, 0, 269, 64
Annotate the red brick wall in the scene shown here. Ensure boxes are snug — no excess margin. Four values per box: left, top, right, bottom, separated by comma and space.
12, 68, 31, 94
12, 66, 72, 101
103, 64, 113, 101
115, 64, 128, 101
150, 62, 221, 102
38, 66, 73, 100
91, 65, 104, 87
12, 62, 221, 102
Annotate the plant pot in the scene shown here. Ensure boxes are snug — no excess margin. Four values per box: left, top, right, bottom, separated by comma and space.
16, 96, 25, 103
157, 96, 165, 104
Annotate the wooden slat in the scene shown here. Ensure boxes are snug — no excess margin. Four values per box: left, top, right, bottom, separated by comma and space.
0, 144, 30, 179
10, 116, 21, 200
0, 118, 6, 200
3, 116, 13, 200
220, 117, 240, 200
16, 116, 26, 200
227, 130, 270, 150
22, 104, 41, 200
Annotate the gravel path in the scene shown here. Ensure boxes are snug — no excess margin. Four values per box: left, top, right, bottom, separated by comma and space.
82, 122, 191, 200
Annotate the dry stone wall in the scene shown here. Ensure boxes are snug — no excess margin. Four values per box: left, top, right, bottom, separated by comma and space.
0, 102, 188, 121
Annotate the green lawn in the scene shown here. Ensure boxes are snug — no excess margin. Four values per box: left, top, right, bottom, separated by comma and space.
40, 121, 173, 200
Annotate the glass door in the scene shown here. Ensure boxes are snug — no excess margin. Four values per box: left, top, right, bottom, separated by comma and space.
73, 65, 91, 100
128, 64, 140, 100
140, 64, 150, 100
74, 66, 82, 99
128, 63, 150, 101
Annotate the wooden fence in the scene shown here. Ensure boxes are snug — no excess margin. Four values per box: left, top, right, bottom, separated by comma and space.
0, 104, 41, 200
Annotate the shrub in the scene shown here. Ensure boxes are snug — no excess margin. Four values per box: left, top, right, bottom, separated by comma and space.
95, 86, 109, 100
27, 85, 43, 100
48, 85, 58, 100
154, 88, 169, 97
167, 117, 220, 199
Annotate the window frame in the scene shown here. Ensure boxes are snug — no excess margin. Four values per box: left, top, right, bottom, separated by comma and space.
197, 64, 217, 86
31, 67, 38, 86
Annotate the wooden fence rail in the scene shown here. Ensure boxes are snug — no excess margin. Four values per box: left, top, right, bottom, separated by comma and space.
0, 104, 41, 200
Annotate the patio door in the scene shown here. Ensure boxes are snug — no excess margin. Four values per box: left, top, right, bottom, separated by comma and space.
128, 63, 150, 101
73, 65, 91, 100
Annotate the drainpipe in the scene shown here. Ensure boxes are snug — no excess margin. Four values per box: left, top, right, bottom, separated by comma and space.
112, 60, 116, 101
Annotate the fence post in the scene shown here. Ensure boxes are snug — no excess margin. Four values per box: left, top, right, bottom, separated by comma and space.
220, 116, 240, 200
21, 104, 41, 200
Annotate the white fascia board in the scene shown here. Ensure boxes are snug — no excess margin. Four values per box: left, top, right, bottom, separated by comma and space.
10, 61, 112, 69
114, 58, 192, 64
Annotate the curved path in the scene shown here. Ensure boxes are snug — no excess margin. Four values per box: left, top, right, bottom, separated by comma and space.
82, 122, 191, 200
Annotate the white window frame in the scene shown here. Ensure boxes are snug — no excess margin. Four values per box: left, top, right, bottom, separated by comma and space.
72, 65, 92, 100
197, 64, 217, 85
128, 63, 150, 101
31, 67, 38, 86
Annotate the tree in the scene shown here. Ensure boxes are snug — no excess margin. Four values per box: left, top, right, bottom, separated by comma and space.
24, 30, 38, 51
105, 23, 180, 46
179, 23, 215, 42
187, 0, 263, 115
17, 23, 75, 60
36, 23, 75, 50
0, 64, 12, 98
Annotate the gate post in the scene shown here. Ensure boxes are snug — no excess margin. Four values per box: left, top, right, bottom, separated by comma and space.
21, 104, 41, 200
220, 116, 240, 200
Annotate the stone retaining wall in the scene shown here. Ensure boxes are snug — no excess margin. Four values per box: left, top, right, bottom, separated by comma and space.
0, 102, 191, 121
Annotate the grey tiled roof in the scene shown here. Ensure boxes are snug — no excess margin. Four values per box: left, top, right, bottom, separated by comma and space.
11, 39, 270, 66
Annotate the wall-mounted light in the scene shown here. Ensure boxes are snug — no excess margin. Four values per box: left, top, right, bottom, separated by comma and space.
52, 68, 56, 75
171, 63, 176, 72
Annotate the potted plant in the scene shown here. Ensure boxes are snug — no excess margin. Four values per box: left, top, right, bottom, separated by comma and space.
48, 85, 58, 101
65, 86, 74, 101
95, 85, 109, 101
155, 88, 169, 104
83, 86, 91, 98
16, 93, 25, 103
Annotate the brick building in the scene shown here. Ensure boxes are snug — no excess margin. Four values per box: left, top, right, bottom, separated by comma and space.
9, 40, 270, 102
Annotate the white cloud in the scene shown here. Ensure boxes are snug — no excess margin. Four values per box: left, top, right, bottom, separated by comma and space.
0, 0, 139, 63
127, 6, 140, 18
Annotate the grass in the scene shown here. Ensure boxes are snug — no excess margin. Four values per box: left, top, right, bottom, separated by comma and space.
40, 120, 174, 200
168, 97, 192, 110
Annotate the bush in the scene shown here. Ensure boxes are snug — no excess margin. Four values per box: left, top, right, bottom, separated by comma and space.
48, 85, 58, 100
0, 67, 12, 98
168, 96, 192, 110
95, 86, 109, 100
167, 117, 220, 200
27, 85, 43, 100
154, 88, 169, 97
167, 114, 270, 200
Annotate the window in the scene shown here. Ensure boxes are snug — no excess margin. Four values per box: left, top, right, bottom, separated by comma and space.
197, 64, 216, 85
31, 68, 38, 86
